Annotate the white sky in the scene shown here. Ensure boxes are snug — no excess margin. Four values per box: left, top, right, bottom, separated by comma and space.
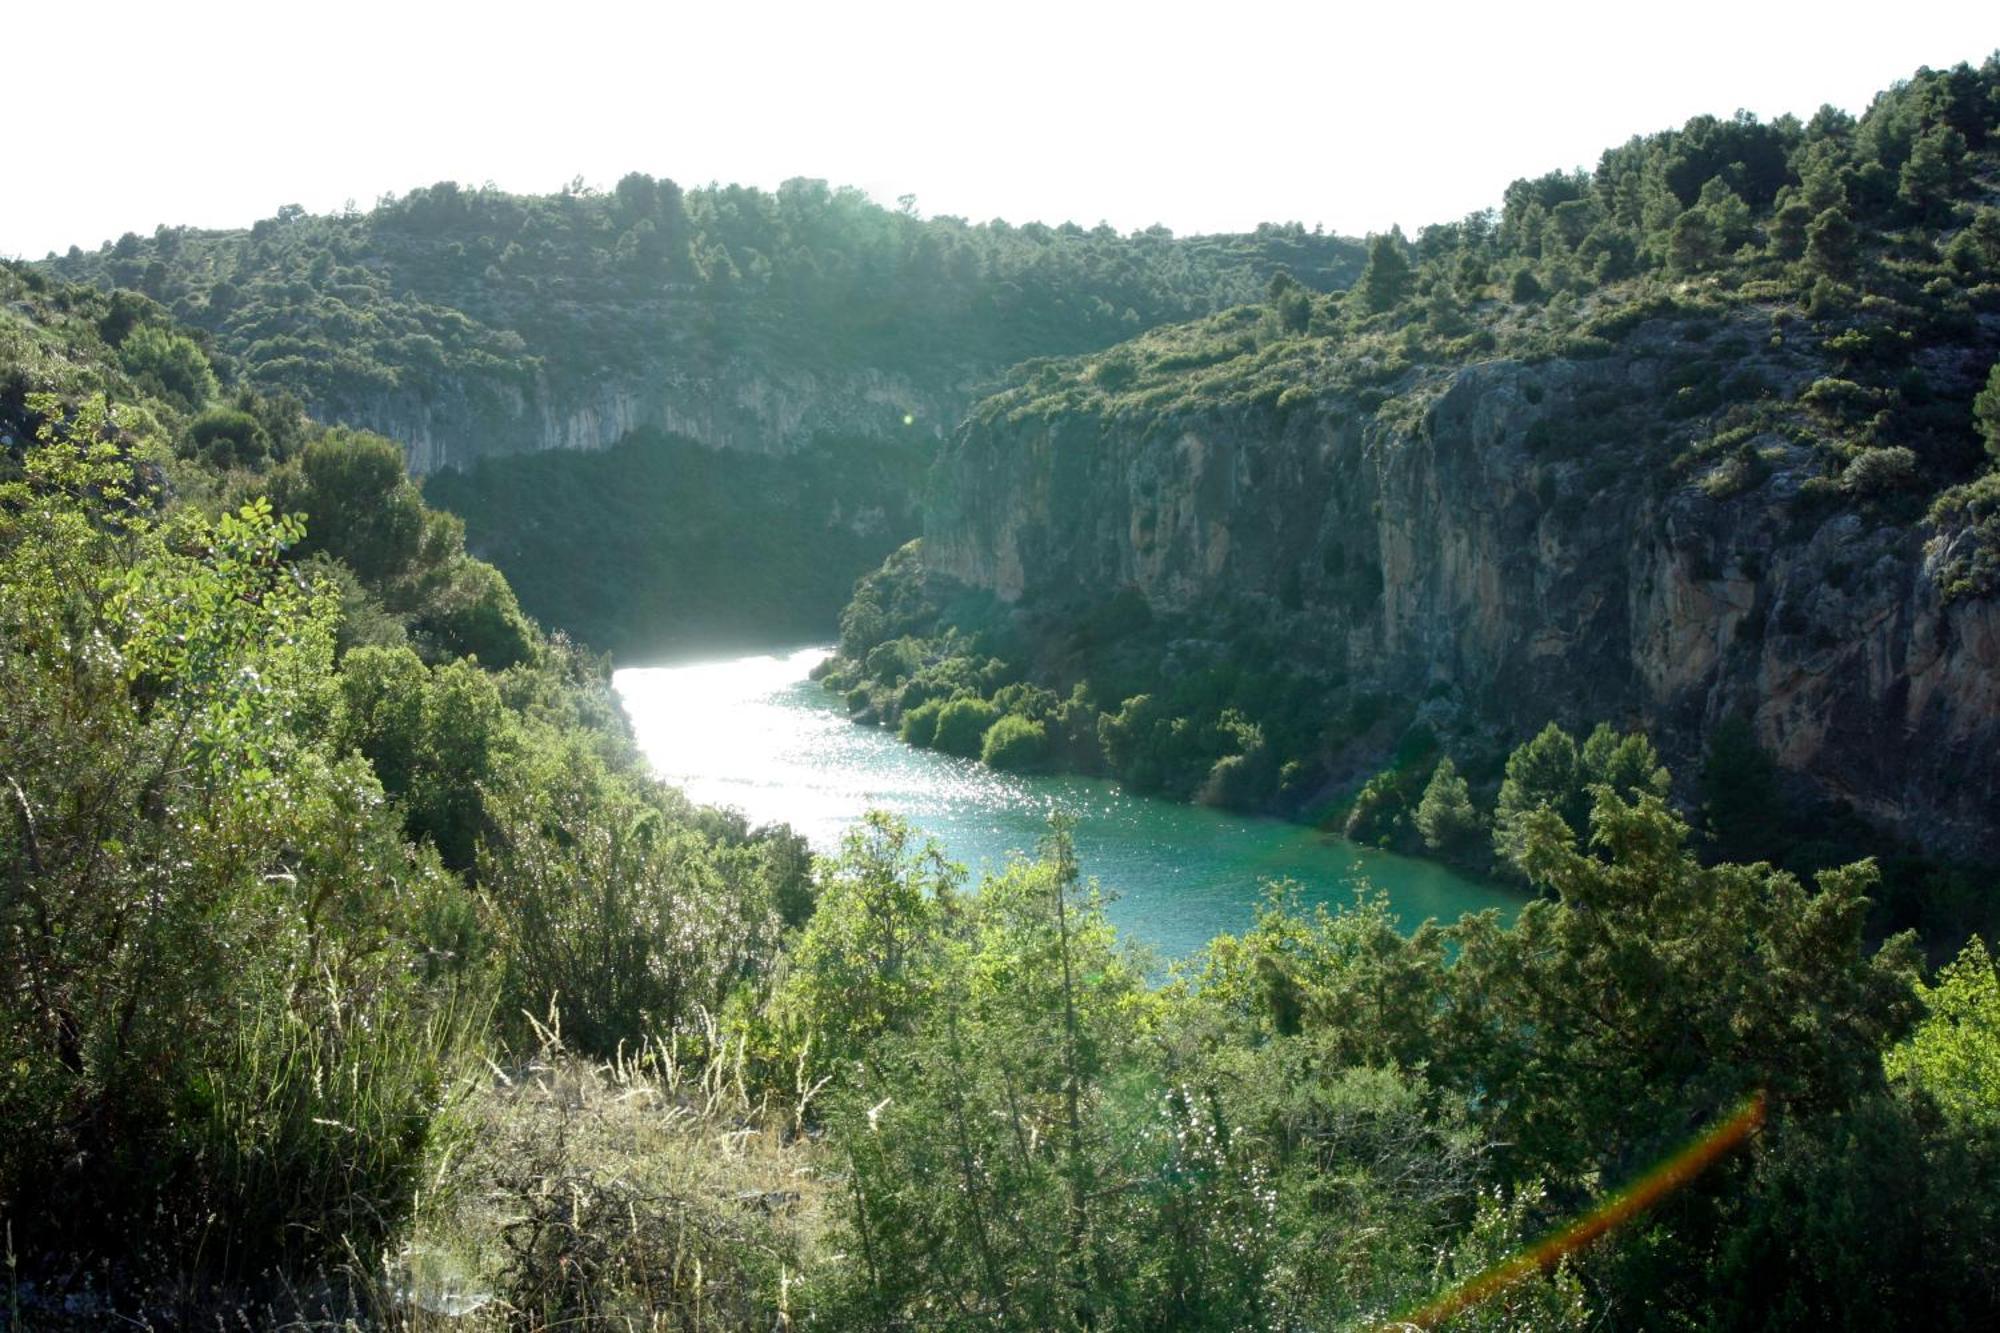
8, 1, 1996, 258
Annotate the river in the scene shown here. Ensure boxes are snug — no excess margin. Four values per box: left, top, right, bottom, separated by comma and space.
613, 646, 1519, 960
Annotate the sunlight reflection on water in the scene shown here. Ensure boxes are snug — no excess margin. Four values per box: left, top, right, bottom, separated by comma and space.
614, 647, 1519, 959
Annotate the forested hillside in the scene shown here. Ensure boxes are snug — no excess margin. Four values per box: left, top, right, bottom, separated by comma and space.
823, 59, 2000, 935
42, 183, 1363, 468
38, 182, 1364, 656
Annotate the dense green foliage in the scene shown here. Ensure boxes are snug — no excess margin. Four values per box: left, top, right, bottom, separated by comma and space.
43, 179, 1363, 417
831, 537, 2000, 945
816, 527, 1995, 1314
423, 428, 926, 658
1414, 755, 1483, 858
980, 711, 1050, 770
0, 397, 470, 1275
0, 265, 809, 1305
0, 260, 1996, 1328
825, 542, 1319, 812
1887, 935, 2000, 1130
759, 796, 1997, 1328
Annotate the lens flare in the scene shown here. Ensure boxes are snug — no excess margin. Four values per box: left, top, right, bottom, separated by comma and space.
1386, 1090, 1767, 1330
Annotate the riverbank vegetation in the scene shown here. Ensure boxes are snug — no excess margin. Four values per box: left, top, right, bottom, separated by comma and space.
823, 532, 1999, 952
0, 264, 809, 1319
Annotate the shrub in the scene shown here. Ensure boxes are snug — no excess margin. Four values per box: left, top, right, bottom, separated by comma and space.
1800, 376, 1891, 421
1702, 443, 1771, 499
266, 429, 428, 585
1197, 748, 1277, 810
932, 695, 1001, 757
774, 814, 963, 1072
117, 323, 218, 411
334, 648, 512, 873
980, 713, 1048, 770
1414, 756, 1483, 857
1975, 361, 2000, 464
899, 696, 946, 747
1842, 445, 1919, 495
0, 402, 483, 1277
1095, 350, 1139, 391
185, 406, 270, 467
409, 556, 537, 668
482, 752, 782, 1056
865, 636, 923, 684
1344, 769, 1413, 844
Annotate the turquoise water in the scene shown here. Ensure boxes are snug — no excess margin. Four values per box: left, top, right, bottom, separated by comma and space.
613, 647, 1519, 959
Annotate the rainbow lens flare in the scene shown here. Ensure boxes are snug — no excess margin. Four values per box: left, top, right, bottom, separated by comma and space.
1387, 1090, 1767, 1330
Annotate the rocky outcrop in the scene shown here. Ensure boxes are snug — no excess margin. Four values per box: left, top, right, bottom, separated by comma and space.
318, 356, 971, 474
925, 324, 2000, 860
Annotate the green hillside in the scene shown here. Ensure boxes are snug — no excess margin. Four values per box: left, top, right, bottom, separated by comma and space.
42, 179, 1364, 447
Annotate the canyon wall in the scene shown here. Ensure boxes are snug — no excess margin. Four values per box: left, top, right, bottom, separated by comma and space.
323, 356, 968, 474
925, 322, 2000, 859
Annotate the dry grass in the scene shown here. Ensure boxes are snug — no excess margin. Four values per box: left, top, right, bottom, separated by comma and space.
401, 1010, 832, 1331
3, 1012, 834, 1331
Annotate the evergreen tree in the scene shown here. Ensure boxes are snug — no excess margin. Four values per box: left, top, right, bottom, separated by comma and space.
1668, 208, 1718, 274
1697, 176, 1753, 250
1355, 230, 1414, 313
1493, 723, 1581, 871
1267, 269, 1312, 334
1768, 198, 1813, 259
1493, 724, 1666, 874
1414, 755, 1482, 857
1899, 126, 1965, 220
1885, 935, 2000, 1130
1805, 206, 1858, 278
1975, 360, 2000, 465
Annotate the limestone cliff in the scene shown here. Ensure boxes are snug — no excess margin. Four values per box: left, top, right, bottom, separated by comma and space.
924, 316, 2000, 861
328, 354, 966, 474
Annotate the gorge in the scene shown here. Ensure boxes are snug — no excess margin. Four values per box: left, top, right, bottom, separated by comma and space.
8, 40, 2000, 1330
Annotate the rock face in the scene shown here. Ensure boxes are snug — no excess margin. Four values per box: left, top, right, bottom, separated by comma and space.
926, 327, 2000, 861
324, 356, 971, 475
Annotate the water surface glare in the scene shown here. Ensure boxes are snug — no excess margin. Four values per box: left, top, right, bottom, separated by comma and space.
614, 647, 1520, 959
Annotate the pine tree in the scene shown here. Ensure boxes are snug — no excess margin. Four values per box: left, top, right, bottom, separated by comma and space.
1805, 206, 1858, 278
1414, 755, 1482, 857
1974, 361, 2000, 465
1355, 230, 1413, 313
